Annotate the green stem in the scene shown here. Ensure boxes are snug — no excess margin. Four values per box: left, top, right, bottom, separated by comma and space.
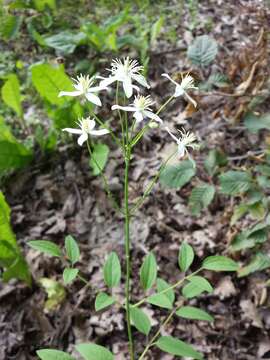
132, 267, 202, 308
130, 150, 177, 215
86, 139, 123, 215
156, 95, 174, 115
124, 146, 134, 359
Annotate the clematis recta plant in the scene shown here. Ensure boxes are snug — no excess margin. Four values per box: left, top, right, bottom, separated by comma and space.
30, 58, 239, 360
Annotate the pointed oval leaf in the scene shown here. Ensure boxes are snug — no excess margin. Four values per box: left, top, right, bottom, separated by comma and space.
65, 235, 80, 265
157, 278, 175, 305
178, 242, 194, 272
176, 306, 214, 322
95, 292, 115, 311
103, 252, 121, 288
140, 252, 157, 291
147, 293, 173, 309
28, 240, 62, 257
63, 268, 79, 285
203, 256, 239, 272
187, 35, 218, 67
160, 161, 196, 189
1, 74, 23, 117
219, 171, 252, 195
75, 343, 114, 360
156, 336, 203, 359
130, 307, 151, 335
182, 276, 213, 299
37, 349, 75, 360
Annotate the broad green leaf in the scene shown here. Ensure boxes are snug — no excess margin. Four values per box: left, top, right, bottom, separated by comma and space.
160, 160, 196, 189
178, 242, 194, 272
156, 336, 203, 359
230, 204, 249, 225
28, 240, 62, 257
1, 74, 23, 116
203, 256, 238, 271
244, 112, 270, 133
33, 0, 56, 11
63, 268, 78, 285
0, 191, 31, 285
40, 278, 66, 310
31, 63, 73, 105
219, 171, 252, 195
130, 307, 151, 335
150, 17, 164, 45
75, 343, 114, 360
199, 73, 228, 91
44, 31, 86, 55
90, 143, 109, 176
176, 306, 214, 322
103, 252, 121, 288
0, 14, 22, 40
140, 252, 157, 290
238, 253, 270, 277
204, 149, 228, 176
37, 349, 75, 360
256, 164, 270, 177
189, 183, 215, 215
65, 235, 80, 265
182, 276, 213, 299
187, 35, 218, 67
95, 292, 115, 311
147, 293, 173, 309
156, 278, 175, 305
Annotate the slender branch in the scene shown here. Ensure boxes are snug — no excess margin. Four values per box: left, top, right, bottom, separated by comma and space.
132, 267, 202, 308
130, 151, 177, 215
156, 95, 174, 115
86, 139, 123, 215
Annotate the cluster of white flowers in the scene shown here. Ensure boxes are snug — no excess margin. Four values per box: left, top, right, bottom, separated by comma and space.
60, 57, 198, 158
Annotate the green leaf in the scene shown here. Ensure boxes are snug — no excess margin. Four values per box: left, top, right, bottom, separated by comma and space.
37, 349, 75, 360
219, 171, 252, 195
75, 343, 114, 360
178, 242, 194, 272
244, 112, 270, 133
156, 278, 175, 305
95, 292, 115, 311
90, 143, 109, 176
238, 253, 270, 277
103, 252, 121, 288
63, 268, 78, 285
182, 276, 213, 299
160, 160, 196, 189
130, 307, 151, 335
140, 252, 157, 290
0, 191, 31, 285
150, 17, 164, 45
204, 149, 228, 176
65, 235, 80, 265
230, 204, 249, 225
176, 306, 214, 322
44, 31, 86, 55
156, 336, 203, 359
147, 293, 173, 309
0, 14, 22, 41
31, 63, 73, 105
187, 35, 218, 67
203, 256, 238, 272
28, 240, 62, 257
189, 184, 215, 215
199, 73, 229, 91
1, 74, 23, 116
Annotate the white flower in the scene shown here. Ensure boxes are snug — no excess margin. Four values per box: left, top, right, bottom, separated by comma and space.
111, 95, 162, 123
166, 126, 198, 159
63, 117, 109, 146
162, 73, 198, 107
99, 57, 150, 98
58, 74, 106, 106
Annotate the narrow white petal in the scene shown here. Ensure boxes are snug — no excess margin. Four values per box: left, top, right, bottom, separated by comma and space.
62, 128, 83, 134
88, 85, 108, 92
111, 105, 136, 112
85, 93, 102, 106
58, 90, 82, 97
86, 119, 96, 131
134, 111, 144, 123
78, 133, 88, 146
132, 74, 150, 88
90, 129, 110, 136
99, 76, 117, 88
123, 77, 133, 98
178, 143, 185, 157
143, 110, 163, 123
162, 73, 179, 86
184, 91, 197, 108
165, 127, 179, 143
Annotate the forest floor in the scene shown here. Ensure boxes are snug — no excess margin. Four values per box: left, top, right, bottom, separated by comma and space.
1, 1, 270, 359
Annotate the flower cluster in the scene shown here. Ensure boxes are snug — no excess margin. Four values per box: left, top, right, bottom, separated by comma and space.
59, 57, 198, 157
